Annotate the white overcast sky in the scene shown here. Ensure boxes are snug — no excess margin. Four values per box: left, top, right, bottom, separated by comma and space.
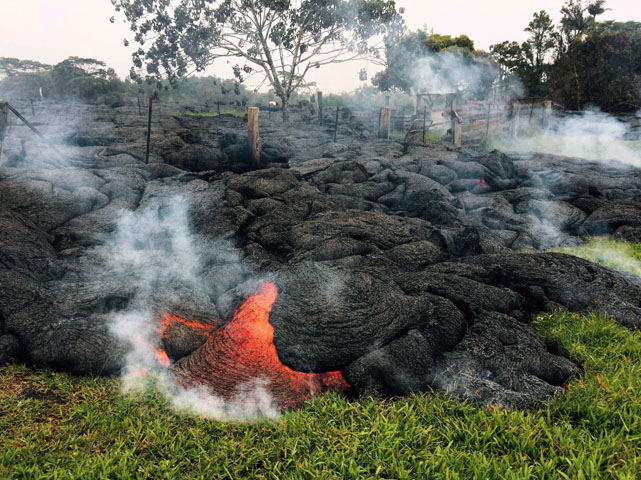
1, 0, 639, 93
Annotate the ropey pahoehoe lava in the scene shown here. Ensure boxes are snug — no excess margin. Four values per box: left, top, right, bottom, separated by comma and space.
163, 282, 349, 409
1, 104, 641, 410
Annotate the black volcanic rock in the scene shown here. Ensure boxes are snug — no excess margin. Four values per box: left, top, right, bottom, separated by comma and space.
1, 102, 641, 408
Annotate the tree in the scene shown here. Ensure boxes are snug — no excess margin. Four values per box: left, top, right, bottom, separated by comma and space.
490, 40, 536, 96
426, 33, 474, 52
111, 0, 403, 120
524, 11, 556, 94
559, 0, 607, 45
549, 29, 641, 111
0, 58, 51, 79
587, 0, 609, 22
49, 57, 122, 101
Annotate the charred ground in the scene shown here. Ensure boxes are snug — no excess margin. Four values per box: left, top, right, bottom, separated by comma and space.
0, 102, 640, 409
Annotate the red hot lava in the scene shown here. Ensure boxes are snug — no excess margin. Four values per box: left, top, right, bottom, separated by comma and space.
168, 282, 349, 409
158, 314, 215, 339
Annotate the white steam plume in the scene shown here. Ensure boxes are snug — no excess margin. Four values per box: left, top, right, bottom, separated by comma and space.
495, 108, 641, 168
409, 50, 495, 96
106, 194, 279, 421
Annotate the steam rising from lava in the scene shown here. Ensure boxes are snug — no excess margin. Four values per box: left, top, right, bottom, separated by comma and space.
106, 195, 347, 419
495, 108, 641, 168
106, 195, 281, 419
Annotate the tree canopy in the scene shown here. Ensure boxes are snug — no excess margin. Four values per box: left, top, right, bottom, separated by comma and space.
0, 57, 134, 105
549, 28, 641, 111
111, 0, 403, 119
0, 58, 51, 80
490, 11, 556, 97
489, 1, 640, 112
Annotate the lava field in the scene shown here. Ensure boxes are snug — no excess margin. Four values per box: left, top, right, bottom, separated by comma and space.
1, 102, 640, 409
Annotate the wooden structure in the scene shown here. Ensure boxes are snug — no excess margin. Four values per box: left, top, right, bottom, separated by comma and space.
445, 94, 462, 148
247, 107, 261, 167
510, 98, 554, 137
332, 95, 553, 148
378, 108, 391, 139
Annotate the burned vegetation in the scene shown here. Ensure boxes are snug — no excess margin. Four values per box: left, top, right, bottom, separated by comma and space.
0, 102, 640, 410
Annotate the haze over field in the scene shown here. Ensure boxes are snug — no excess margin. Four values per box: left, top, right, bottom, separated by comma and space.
1, 0, 638, 92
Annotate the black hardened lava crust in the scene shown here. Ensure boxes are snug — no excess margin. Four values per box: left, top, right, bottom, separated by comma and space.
1, 102, 640, 408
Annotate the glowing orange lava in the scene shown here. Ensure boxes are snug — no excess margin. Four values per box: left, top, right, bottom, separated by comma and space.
155, 348, 170, 367
158, 314, 215, 339
171, 282, 350, 409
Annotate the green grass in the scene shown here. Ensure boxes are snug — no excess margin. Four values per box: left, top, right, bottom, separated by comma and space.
553, 238, 641, 277
2, 308, 641, 479
3, 240, 641, 478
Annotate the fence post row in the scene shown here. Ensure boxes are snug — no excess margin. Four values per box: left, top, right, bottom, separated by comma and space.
247, 106, 261, 167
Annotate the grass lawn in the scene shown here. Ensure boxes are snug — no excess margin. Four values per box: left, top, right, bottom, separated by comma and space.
2, 241, 641, 479
552, 238, 641, 277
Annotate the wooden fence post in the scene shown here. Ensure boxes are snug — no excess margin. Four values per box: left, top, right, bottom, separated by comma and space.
528, 100, 536, 126
422, 106, 427, 143
317, 91, 323, 125
334, 107, 340, 142
449, 95, 462, 148
511, 101, 522, 137
0, 100, 8, 161
145, 98, 153, 164
544, 100, 552, 128
137, 97, 142, 116
378, 107, 391, 139
453, 122, 462, 148
30, 99, 35, 117
247, 107, 261, 167
415, 95, 421, 116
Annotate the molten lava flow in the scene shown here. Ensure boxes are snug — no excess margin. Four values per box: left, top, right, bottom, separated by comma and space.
155, 348, 170, 367
171, 282, 349, 409
158, 314, 215, 339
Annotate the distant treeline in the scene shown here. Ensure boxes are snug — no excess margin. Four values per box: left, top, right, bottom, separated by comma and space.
373, 1, 640, 112
0, 55, 416, 114
488, 1, 641, 112
0, 56, 271, 107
